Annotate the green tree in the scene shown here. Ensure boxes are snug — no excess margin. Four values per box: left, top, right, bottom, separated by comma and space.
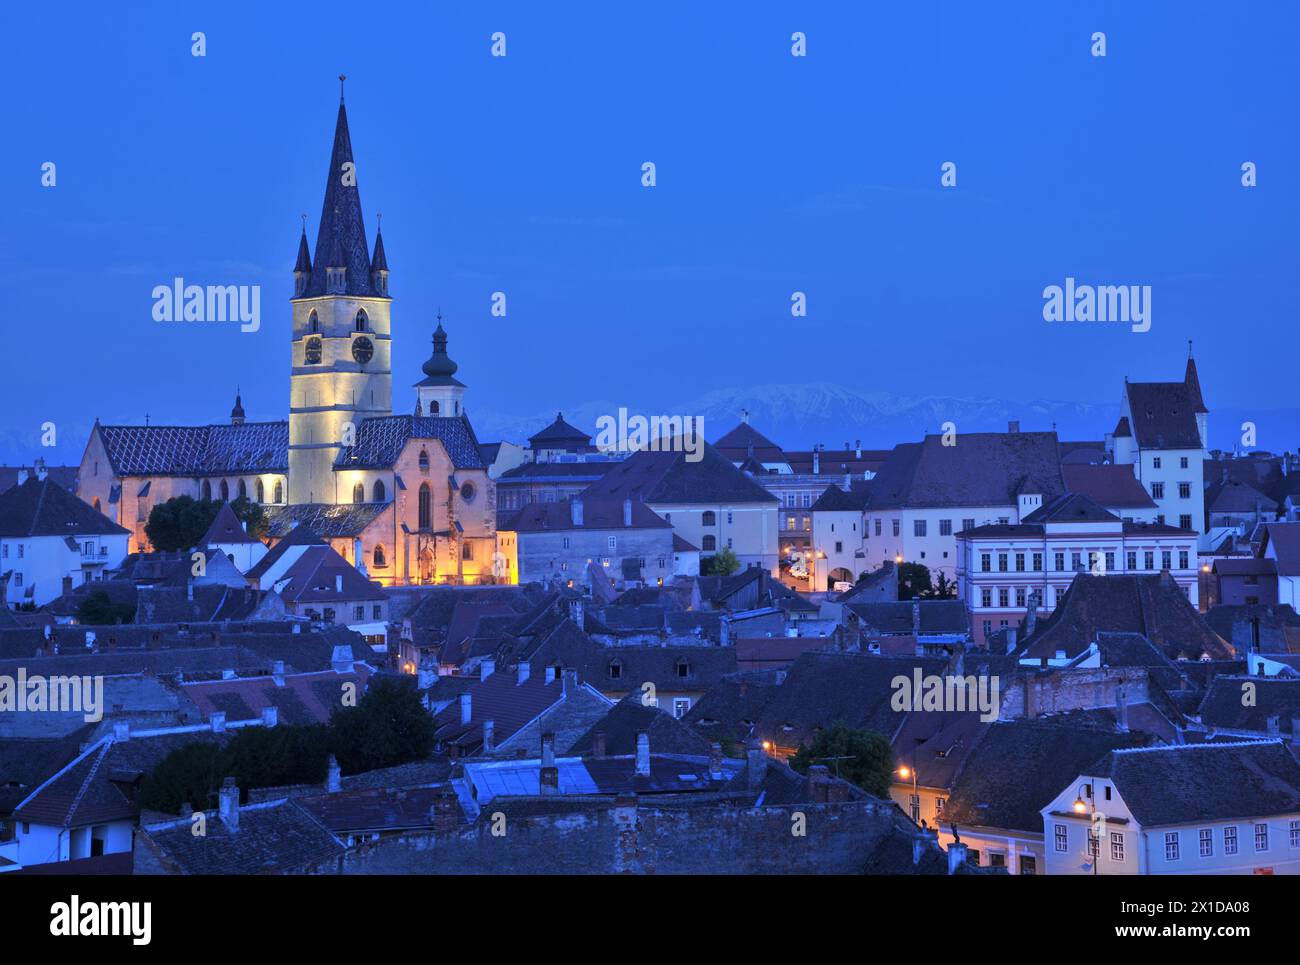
138, 741, 224, 814
75, 589, 134, 625
701, 546, 741, 577
897, 562, 933, 600
789, 722, 894, 797
230, 496, 269, 542
144, 496, 219, 552
929, 570, 956, 600
330, 675, 436, 775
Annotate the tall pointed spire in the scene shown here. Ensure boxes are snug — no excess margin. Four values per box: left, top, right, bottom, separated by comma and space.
303, 80, 374, 297
1185, 342, 1208, 414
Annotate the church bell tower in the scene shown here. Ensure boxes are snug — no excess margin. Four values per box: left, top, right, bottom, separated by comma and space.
288, 77, 393, 505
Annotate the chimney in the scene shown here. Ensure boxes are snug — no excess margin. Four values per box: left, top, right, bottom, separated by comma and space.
1115, 683, 1129, 733
34, 459, 48, 483
262, 706, 278, 728
210, 711, 226, 733
353, 539, 366, 576
272, 659, 285, 685
540, 731, 558, 794
855, 440, 862, 459
1008, 420, 1020, 434
186, 579, 194, 601
430, 789, 460, 832
1006, 627, 1018, 654
218, 777, 240, 831
592, 730, 607, 759
16, 468, 28, 486
709, 742, 724, 781
912, 601, 921, 634
746, 738, 768, 791
719, 615, 731, 648
517, 662, 530, 685
326, 754, 342, 793
623, 498, 633, 528
635, 731, 651, 776
947, 840, 969, 875
812, 447, 821, 474
113, 721, 130, 742
459, 692, 472, 726
1267, 715, 1280, 737
571, 498, 584, 527
483, 719, 495, 753
562, 667, 578, 694
808, 764, 830, 803
541, 731, 556, 768
480, 658, 495, 680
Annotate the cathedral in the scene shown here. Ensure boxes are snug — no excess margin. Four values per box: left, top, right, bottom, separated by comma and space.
77, 87, 513, 586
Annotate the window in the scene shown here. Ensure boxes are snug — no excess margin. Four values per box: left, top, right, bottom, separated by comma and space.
1111, 832, 1125, 862
372, 545, 386, 568
460, 482, 476, 503
998, 588, 1009, 608
1255, 823, 1269, 852
672, 697, 691, 719
607, 536, 617, 550
353, 482, 365, 504
608, 660, 622, 680
354, 606, 364, 620
1054, 824, 1068, 852
981, 588, 992, 608
1126, 551, 1136, 570
675, 659, 690, 679
1151, 482, 1164, 499
939, 519, 952, 536
962, 518, 975, 532
1015, 553, 1025, 572
1179, 550, 1189, 569
835, 541, 842, 553
1071, 552, 1082, 571
355, 309, 368, 331
418, 449, 430, 472
998, 553, 1008, 572
981, 553, 991, 572
1087, 831, 1099, 858
1290, 821, 1300, 848
968, 850, 980, 866
909, 794, 920, 823
256, 479, 265, 503
702, 511, 716, 526
935, 797, 945, 817
273, 481, 283, 503
1019, 855, 1036, 875
1224, 826, 1238, 855
462, 543, 474, 561
989, 853, 1006, 868
875, 519, 882, 536
373, 480, 386, 502
1199, 828, 1213, 857
238, 479, 247, 500
1161, 551, 1172, 570
702, 535, 716, 551
1164, 832, 1180, 861
1180, 456, 1189, 469
308, 310, 319, 332
1144, 551, 1154, 570
1179, 514, 1192, 531
220, 480, 230, 501
786, 515, 796, 531
1054, 552, 1064, 571
1153, 457, 1162, 469
982, 620, 991, 638
914, 519, 927, 537
892, 519, 900, 537
1015, 587, 1026, 608
1032, 552, 1042, 572
800, 494, 811, 508
1178, 482, 1191, 500
418, 483, 431, 529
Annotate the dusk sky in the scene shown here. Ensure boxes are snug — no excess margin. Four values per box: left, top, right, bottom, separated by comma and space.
7, 0, 1298, 461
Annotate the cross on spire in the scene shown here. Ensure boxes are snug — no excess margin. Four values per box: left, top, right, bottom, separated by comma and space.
339, 73, 347, 103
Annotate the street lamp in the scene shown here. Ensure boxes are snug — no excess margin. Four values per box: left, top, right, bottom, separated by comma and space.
1073, 783, 1099, 876
896, 764, 919, 823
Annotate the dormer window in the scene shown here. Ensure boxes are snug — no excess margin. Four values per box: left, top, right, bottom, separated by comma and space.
608, 660, 623, 680
676, 659, 690, 679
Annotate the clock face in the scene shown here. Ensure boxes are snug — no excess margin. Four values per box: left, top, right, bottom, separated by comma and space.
304, 336, 322, 365
352, 336, 374, 364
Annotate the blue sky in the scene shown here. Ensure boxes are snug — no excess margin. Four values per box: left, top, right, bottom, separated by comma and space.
6, 0, 1298, 461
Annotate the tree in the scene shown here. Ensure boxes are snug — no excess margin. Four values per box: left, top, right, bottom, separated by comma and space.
897, 562, 933, 600
789, 722, 894, 797
930, 570, 956, 600
144, 496, 220, 552
330, 675, 436, 775
230, 496, 269, 542
701, 546, 740, 577
75, 589, 135, 625
138, 741, 223, 814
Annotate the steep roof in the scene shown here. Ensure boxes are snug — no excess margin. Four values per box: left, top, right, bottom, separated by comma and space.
1262, 522, 1300, 576
1062, 464, 1157, 509
810, 483, 872, 512
712, 422, 785, 462
96, 422, 288, 476
505, 498, 671, 533
568, 696, 713, 756
246, 524, 327, 580
1021, 492, 1119, 525
141, 798, 345, 874
1197, 676, 1300, 737
0, 477, 128, 538
868, 432, 1066, 510
182, 667, 372, 725
335, 414, 484, 470
528, 412, 592, 447
274, 546, 387, 605
301, 100, 379, 298
1206, 480, 1278, 515
1092, 741, 1300, 826
579, 442, 778, 506
1124, 381, 1203, 450
200, 502, 259, 546
11, 740, 135, 828
263, 504, 387, 540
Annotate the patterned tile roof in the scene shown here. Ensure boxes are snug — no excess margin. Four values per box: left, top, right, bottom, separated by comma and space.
97, 422, 288, 477
334, 415, 485, 470
263, 504, 387, 539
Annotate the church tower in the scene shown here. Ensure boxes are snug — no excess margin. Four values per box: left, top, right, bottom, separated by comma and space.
413, 315, 467, 417
288, 79, 393, 504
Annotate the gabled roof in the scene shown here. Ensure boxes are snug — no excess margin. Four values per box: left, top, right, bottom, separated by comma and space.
335, 415, 484, 470
1091, 741, 1300, 826
1062, 464, 1156, 509
505, 498, 671, 533
712, 422, 785, 463
0, 477, 128, 538
430, 669, 567, 753
810, 483, 871, 512
580, 443, 778, 506
1262, 522, 1300, 576
1021, 492, 1119, 525
182, 666, 373, 725
568, 695, 713, 756
274, 545, 387, 604
868, 432, 1066, 510
246, 523, 327, 580
1206, 480, 1277, 514
200, 502, 259, 546
1197, 676, 1300, 737
141, 798, 345, 874
96, 422, 288, 477
528, 412, 592, 447
12, 740, 135, 828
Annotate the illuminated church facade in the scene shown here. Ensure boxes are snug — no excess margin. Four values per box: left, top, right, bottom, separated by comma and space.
77, 89, 513, 586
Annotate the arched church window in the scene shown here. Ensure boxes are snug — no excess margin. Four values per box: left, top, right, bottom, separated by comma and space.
418, 483, 431, 530
309, 310, 319, 333
373, 480, 386, 502
418, 449, 429, 472
238, 479, 247, 500
355, 310, 368, 332
256, 479, 265, 503
353, 482, 365, 504
460, 482, 476, 503
373, 545, 387, 568
273, 481, 284, 504
220, 480, 229, 502
430, 401, 440, 414
202, 480, 212, 501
